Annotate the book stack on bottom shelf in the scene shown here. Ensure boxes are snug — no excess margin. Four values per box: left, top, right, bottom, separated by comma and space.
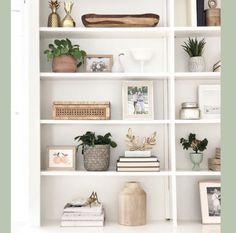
61, 203, 104, 227
208, 147, 221, 171
116, 151, 160, 172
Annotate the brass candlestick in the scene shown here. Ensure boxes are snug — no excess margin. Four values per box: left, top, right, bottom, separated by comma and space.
61, 1, 76, 27
47, 0, 61, 27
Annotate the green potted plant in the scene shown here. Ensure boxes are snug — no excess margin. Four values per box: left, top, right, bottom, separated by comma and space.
180, 133, 208, 171
44, 38, 86, 72
74, 131, 117, 171
181, 37, 206, 72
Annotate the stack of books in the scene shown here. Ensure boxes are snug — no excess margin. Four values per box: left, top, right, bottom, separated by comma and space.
116, 151, 160, 172
208, 147, 221, 171
61, 203, 104, 227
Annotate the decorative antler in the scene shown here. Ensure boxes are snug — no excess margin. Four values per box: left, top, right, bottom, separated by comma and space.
126, 128, 157, 151
83, 191, 101, 207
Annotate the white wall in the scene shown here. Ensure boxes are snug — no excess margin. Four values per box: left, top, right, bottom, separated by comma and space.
11, 0, 29, 225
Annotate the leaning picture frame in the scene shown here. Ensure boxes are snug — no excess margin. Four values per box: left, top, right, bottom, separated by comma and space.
199, 180, 221, 224
198, 85, 220, 119
85, 54, 113, 72
46, 146, 76, 171
122, 81, 154, 120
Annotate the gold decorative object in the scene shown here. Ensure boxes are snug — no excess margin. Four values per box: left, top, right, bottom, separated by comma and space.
83, 192, 101, 207
61, 1, 76, 27
126, 128, 157, 151
47, 0, 61, 27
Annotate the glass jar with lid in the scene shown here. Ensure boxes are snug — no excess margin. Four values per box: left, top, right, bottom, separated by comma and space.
180, 102, 200, 120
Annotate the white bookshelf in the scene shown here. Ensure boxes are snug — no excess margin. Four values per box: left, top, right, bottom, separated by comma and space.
27, 0, 221, 231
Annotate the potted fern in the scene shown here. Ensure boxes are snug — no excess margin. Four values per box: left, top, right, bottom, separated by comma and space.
181, 37, 206, 72
44, 38, 86, 72
74, 131, 117, 171
180, 133, 208, 171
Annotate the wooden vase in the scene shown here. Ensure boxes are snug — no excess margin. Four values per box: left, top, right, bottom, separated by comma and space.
118, 181, 146, 226
52, 55, 77, 72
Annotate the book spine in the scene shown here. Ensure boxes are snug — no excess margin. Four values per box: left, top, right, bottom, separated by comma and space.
61, 220, 104, 227
197, 0, 205, 26
124, 150, 151, 157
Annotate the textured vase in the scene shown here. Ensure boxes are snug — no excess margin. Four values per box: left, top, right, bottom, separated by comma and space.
189, 152, 203, 171
112, 53, 125, 72
189, 56, 205, 72
119, 181, 146, 226
52, 55, 77, 72
47, 0, 61, 27
83, 145, 110, 171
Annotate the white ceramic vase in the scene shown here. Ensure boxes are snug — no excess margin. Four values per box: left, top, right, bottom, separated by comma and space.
189, 56, 205, 72
118, 181, 146, 226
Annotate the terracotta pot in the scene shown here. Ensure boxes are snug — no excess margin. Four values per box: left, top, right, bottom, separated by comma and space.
52, 55, 77, 72
118, 181, 146, 226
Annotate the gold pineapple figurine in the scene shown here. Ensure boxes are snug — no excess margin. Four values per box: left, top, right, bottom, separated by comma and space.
48, 0, 61, 27
61, 1, 76, 27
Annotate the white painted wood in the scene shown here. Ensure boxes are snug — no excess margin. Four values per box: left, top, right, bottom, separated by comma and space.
175, 119, 221, 124
175, 72, 220, 79
175, 26, 221, 37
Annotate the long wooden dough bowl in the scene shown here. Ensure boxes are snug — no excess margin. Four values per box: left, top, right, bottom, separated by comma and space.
82, 13, 160, 27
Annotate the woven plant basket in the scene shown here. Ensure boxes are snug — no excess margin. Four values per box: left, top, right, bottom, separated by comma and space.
83, 145, 110, 171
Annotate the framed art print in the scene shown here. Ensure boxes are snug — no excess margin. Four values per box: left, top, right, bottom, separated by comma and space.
85, 54, 113, 72
46, 146, 76, 171
122, 81, 154, 120
199, 180, 221, 224
198, 85, 220, 119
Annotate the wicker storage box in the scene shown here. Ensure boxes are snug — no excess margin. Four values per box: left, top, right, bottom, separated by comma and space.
53, 101, 110, 120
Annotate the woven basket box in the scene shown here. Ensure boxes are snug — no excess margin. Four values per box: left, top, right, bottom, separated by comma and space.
53, 101, 110, 120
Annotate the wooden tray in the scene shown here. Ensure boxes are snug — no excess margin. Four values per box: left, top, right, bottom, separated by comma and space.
81, 13, 160, 27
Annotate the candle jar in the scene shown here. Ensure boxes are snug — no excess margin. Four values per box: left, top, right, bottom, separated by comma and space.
180, 102, 200, 120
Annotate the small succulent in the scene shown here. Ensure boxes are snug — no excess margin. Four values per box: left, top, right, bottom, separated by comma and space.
181, 37, 206, 57
180, 133, 208, 153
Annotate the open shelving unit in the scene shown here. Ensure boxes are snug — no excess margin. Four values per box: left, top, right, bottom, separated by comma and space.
27, 0, 221, 232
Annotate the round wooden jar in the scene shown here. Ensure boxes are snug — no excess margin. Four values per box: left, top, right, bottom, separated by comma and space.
205, 8, 221, 26
118, 181, 146, 226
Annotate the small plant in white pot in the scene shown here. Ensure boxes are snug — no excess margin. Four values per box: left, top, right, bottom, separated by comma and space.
44, 38, 86, 72
180, 133, 208, 171
181, 37, 206, 72
75, 131, 117, 171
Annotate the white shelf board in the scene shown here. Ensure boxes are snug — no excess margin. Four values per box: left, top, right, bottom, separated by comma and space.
40, 120, 171, 125
176, 171, 221, 176
174, 26, 221, 37
15, 220, 220, 233
175, 119, 220, 124
41, 171, 172, 177
40, 72, 170, 80
40, 27, 170, 39
174, 72, 220, 80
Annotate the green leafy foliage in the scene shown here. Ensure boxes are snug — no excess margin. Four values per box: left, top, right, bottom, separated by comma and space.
44, 38, 86, 65
180, 133, 208, 153
74, 131, 117, 154
181, 37, 206, 57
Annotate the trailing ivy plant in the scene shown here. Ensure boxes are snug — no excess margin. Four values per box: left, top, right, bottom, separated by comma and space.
180, 133, 208, 154
181, 37, 206, 57
44, 38, 86, 67
75, 131, 117, 154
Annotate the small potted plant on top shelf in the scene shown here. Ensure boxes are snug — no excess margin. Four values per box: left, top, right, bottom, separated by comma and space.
181, 37, 206, 72
74, 131, 117, 171
44, 38, 86, 72
180, 133, 208, 171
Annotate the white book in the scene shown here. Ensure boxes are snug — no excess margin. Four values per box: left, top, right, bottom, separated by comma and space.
64, 203, 103, 214
61, 212, 104, 221
61, 220, 104, 227
124, 151, 151, 157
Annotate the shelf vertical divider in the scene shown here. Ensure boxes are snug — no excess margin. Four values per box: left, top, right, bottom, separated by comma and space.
168, 0, 177, 227
27, 0, 41, 226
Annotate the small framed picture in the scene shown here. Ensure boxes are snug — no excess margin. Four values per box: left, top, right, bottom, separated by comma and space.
85, 55, 113, 72
198, 85, 220, 119
122, 81, 154, 120
46, 146, 76, 171
199, 181, 221, 224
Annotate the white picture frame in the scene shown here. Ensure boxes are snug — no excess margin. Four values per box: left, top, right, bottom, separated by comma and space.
85, 54, 113, 72
122, 81, 154, 120
198, 85, 220, 119
46, 146, 76, 171
199, 180, 221, 224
